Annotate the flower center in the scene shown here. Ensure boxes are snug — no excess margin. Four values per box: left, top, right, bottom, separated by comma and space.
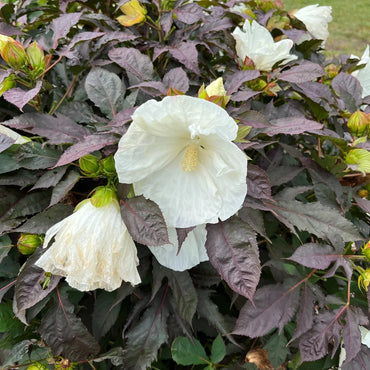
182, 144, 198, 172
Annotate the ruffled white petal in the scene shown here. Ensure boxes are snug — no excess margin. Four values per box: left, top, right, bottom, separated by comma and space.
114, 95, 248, 228
232, 20, 297, 71
148, 224, 208, 271
294, 4, 332, 44
36, 200, 141, 291
352, 45, 370, 98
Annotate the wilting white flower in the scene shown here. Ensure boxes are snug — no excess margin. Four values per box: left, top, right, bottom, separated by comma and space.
36, 195, 141, 291
114, 95, 248, 228
232, 20, 297, 71
352, 45, 370, 98
148, 224, 208, 271
0, 124, 29, 144
293, 4, 332, 45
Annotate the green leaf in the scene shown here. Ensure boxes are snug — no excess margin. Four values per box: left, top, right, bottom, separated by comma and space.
210, 334, 226, 364
0, 301, 23, 333
264, 331, 289, 368
17, 142, 61, 169
0, 151, 20, 174
171, 336, 209, 365
85, 67, 125, 118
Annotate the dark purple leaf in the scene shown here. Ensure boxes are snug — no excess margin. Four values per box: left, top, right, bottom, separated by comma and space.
238, 207, 269, 241
234, 110, 271, 128
85, 68, 125, 118
233, 281, 300, 337
109, 47, 153, 81
354, 195, 370, 214
332, 72, 363, 112
225, 70, 260, 94
2, 113, 90, 144
169, 42, 200, 75
3, 81, 42, 112
59, 31, 104, 57
0, 22, 23, 36
109, 107, 135, 128
0, 134, 14, 153
166, 269, 197, 324
176, 227, 195, 253
299, 309, 342, 362
287, 243, 338, 269
231, 89, 261, 102
120, 196, 170, 246
49, 170, 80, 207
0, 169, 37, 188
53, 134, 117, 167
174, 3, 204, 24
160, 12, 173, 35
205, 216, 260, 301
13, 248, 61, 324
246, 164, 273, 201
153, 46, 169, 61
279, 61, 325, 83
294, 81, 333, 104
50, 13, 82, 49
341, 344, 370, 370
14, 204, 73, 234
40, 288, 100, 361
93, 31, 138, 51
264, 117, 323, 136
163, 67, 189, 93
31, 166, 68, 191
289, 284, 315, 343
202, 14, 233, 33
267, 165, 303, 187
342, 307, 368, 365
130, 81, 167, 96
323, 257, 353, 281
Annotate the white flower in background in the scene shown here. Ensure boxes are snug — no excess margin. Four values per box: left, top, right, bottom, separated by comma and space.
114, 95, 248, 228
338, 325, 370, 368
36, 188, 141, 291
0, 124, 29, 144
148, 224, 208, 271
293, 4, 332, 45
232, 20, 297, 71
352, 45, 370, 98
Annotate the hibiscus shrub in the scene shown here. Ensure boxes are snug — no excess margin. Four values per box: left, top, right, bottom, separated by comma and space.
0, 0, 370, 369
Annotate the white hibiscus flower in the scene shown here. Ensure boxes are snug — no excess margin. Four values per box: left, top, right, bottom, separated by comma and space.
232, 20, 297, 71
293, 4, 332, 45
148, 224, 208, 271
352, 45, 370, 98
36, 189, 141, 291
114, 95, 248, 228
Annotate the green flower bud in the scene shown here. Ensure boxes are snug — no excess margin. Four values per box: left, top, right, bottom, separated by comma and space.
0, 36, 27, 70
347, 111, 370, 137
90, 186, 117, 208
0, 74, 16, 96
101, 155, 116, 176
27, 362, 47, 370
79, 154, 100, 176
17, 233, 43, 255
249, 78, 267, 91
26, 41, 46, 77
325, 63, 338, 79
345, 149, 370, 175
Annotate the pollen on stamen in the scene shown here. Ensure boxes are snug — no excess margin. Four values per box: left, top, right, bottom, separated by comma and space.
181, 144, 198, 172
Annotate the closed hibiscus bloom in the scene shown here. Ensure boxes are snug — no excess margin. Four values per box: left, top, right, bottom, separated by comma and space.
36, 189, 141, 291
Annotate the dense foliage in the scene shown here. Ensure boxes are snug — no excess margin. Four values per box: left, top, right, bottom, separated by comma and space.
0, 0, 369, 369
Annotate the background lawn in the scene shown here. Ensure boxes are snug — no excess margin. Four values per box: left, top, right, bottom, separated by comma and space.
282, 0, 369, 57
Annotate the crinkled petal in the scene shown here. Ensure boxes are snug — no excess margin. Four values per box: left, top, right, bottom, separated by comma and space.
134, 150, 221, 227
114, 124, 186, 183
148, 224, 208, 271
133, 96, 238, 141
352, 45, 370, 98
36, 200, 141, 291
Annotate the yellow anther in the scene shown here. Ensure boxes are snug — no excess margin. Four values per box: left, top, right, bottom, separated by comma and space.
182, 144, 198, 172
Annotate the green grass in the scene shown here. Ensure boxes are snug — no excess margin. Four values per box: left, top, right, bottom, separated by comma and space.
282, 0, 369, 57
